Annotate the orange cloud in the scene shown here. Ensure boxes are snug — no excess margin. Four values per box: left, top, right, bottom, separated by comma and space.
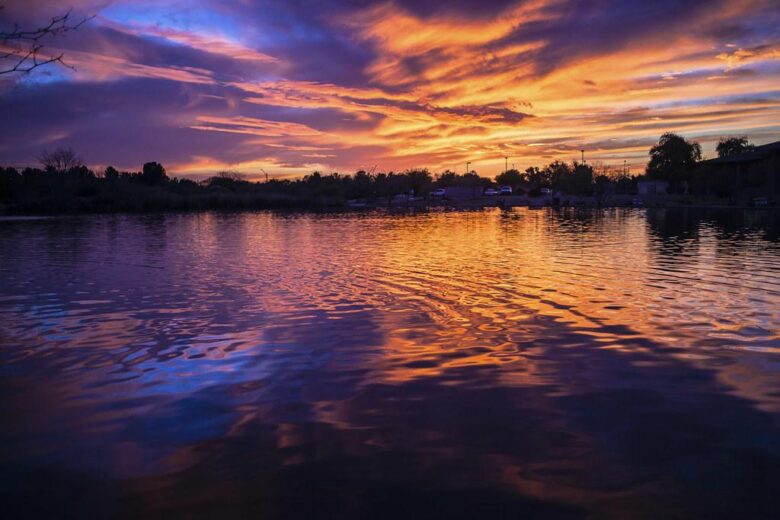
2, 0, 779, 176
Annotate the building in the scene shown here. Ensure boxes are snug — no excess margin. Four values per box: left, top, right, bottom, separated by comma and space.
702, 140, 780, 202
637, 179, 669, 196
443, 186, 483, 200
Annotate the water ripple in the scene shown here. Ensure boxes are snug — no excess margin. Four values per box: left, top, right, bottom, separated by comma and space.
1, 208, 779, 518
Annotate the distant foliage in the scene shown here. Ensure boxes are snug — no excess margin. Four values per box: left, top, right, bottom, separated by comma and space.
559, 162, 594, 195
495, 169, 524, 188
141, 162, 168, 185
39, 147, 83, 173
104, 166, 119, 180
435, 171, 491, 188
716, 136, 755, 158
217, 170, 245, 181
523, 167, 547, 194
646, 133, 702, 191
1, 131, 767, 214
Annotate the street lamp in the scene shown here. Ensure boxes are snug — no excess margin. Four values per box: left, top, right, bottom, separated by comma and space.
581, 149, 585, 164
505, 156, 508, 174
466, 161, 471, 174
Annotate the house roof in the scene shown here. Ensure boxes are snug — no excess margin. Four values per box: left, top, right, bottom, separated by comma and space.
707, 140, 780, 164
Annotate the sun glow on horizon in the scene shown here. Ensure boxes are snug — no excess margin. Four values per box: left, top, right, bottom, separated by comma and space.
1, 0, 779, 178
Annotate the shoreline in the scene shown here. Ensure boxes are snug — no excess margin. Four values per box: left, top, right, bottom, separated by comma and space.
1, 198, 777, 218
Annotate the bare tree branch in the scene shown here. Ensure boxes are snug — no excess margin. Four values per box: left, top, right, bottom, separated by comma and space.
0, 7, 94, 75
39, 146, 84, 173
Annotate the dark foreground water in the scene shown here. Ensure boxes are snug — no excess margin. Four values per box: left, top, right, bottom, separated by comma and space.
1, 208, 779, 519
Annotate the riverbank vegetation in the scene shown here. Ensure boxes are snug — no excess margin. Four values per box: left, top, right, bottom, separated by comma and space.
0, 158, 632, 214
0, 133, 774, 214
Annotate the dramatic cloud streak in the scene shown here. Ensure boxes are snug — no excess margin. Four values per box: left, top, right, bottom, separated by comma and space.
1, 0, 779, 178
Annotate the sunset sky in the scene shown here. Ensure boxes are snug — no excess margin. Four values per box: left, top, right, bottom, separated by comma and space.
1, 0, 779, 179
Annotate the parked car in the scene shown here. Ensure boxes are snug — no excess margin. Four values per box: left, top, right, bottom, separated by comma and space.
540, 188, 552, 195
484, 189, 499, 196
499, 186, 513, 195
431, 188, 446, 197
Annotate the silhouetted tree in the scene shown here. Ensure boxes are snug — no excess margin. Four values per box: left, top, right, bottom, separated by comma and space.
593, 173, 612, 203
0, 166, 21, 201
434, 171, 457, 187
405, 168, 433, 195
218, 170, 245, 181
716, 136, 755, 158
567, 162, 595, 195
205, 170, 250, 191
433, 171, 491, 189
39, 146, 83, 173
140, 162, 168, 185
524, 166, 548, 191
602, 165, 634, 194
104, 166, 119, 180
545, 161, 571, 190
0, 7, 93, 75
347, 170, 373, 199
543, 161, 594, 195
461, 172, 492, 188
646, 133, 701, 191
385, 172, 410, 196
495, 168, 524, 187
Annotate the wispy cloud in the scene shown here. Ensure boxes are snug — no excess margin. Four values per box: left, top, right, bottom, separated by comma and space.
1, 0, 779, 178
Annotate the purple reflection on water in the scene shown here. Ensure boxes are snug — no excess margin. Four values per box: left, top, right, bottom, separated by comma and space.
1, 209, 779, 518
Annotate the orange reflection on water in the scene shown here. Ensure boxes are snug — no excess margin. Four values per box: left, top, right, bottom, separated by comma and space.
1, 209, 779, 517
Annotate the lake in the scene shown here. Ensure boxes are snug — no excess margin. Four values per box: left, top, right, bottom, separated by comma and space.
1, 208, 779, 519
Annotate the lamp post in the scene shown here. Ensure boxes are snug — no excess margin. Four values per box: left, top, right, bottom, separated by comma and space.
505, 156, 508, 174
581, 149, 585, 164
466, 161, 471, 174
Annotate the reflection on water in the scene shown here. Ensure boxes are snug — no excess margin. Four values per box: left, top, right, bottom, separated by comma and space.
1, 208, 778, 518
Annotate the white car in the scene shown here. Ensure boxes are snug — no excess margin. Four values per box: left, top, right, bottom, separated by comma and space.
484, 189, 499, 196
540, 188, 552, 195
499, 186, 512, 195
431, 188, 446, 197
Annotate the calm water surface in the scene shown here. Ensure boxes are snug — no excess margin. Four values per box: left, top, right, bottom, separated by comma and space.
1, 208, 779, 518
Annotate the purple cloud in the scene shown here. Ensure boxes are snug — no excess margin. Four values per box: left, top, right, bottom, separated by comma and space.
1, 0, 779, 176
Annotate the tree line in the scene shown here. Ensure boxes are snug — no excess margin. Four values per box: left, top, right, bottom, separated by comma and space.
644, 133, 759, 195
0, 134, 765, 213
0, 154, 630, 213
